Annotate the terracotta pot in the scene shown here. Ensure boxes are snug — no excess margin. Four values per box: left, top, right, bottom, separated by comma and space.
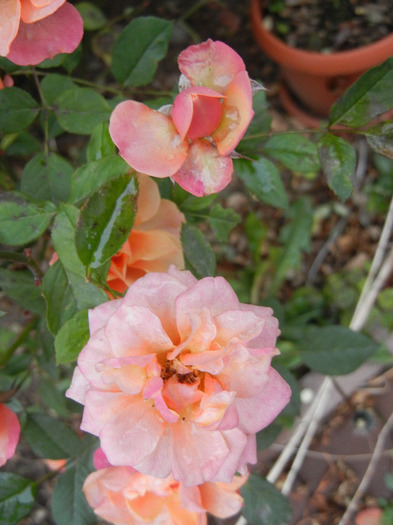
250, 0, 393, 118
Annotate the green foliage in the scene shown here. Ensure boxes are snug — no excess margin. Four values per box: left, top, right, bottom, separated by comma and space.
329, 56, 393, 127
208, 204, 241, 242
235, 157, 288, 209
55, 310, 90, 364
365, 120, 393, 158
76, 2, 107, 31
318, 133, 356, 200
0, 88, 39, 133
75, 172, 138, 269
0, 473, 36, 525
264, 134, 320, 174
241, 473, 292, 525
181, 223, 216, 278
112, 17, 173, 86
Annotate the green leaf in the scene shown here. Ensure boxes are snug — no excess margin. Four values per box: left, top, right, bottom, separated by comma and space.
238, 90, 271, 154
235, 158, 288, 209
271, 197, 313, 294
241, 473, 292, 525
3, 131, 40, 157
263, 134, 320, 174
318, 133, 355, 201
40, 74, 77, 105
75, 2, 107, 30
23, 412, 81, 459
0, 192, 56, 247
75, 172, 138, 269
329, 56, 393, 127
87, 121, 116, 161
21, 152, 73, 204
55, 309, 89, 364
181, 223, 216, 278
69, 155, 131, 205
208, 203, 241, 242
0, 87, 39, 133
51, 447, 96, 525
112, 16, 173, 86
365, 120, 393, 159
54, 87, 110, 134
0, 269, 45, 315
51, 203, 85, 276
42, 260, 107, 335
0, 473, 36, 525
300, 325, 378, 375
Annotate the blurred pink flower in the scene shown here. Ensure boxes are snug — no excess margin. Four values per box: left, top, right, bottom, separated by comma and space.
0, 74, 14, 89
83, 448, 247, 525
0, 1, 83, 66
109, 39, 254, 197
107, 174, 185, 295
0, 403, 20, 466
66, 267, 291, 486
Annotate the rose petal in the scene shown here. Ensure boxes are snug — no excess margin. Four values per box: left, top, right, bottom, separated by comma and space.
212, 70, 254, 155
20, 0, 65, 23
0, 404, 20, 467
173, 139, 233, 197
109, 100, 188, 178
0, 0, 20, 56
199, 476, 247, 519
6, 3, 83, 66
172, 86, 224, 141
178, 39, 246, 93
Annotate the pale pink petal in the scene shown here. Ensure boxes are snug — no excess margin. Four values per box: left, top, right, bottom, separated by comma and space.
0, 404, 20, 466
170, 308, 217, 359
178, 39, 246, 93
212, 71, 254, 155
134, 425, 173, 479
6, 3, 83, 66
199, 476, 247, 519
104, 304, 174, 358
173, 140, 233, 196
192, 390, 236, 428
162, 376, 203, 414
88, 299, 121, 336
234, 368, 292, 433
65, 366, 91, 405
109, 100, 188, 178
214, 309, 268, 346
178, 484, 204, 513
143, 376, 179, 423
93, 448, 112, 470
168, 265, 198, 287
171, 421, 229, 486
172, 87, 223, 140
20, 0, 65, 23
0, 0, 20, 57
210, 428, 249, 483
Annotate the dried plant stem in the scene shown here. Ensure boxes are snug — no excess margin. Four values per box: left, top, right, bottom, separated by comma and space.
338, 408, 393, 525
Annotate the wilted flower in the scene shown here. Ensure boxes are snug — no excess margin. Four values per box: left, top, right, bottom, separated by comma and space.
66, 267, 291, 486
0, 404, 20, 467
0, 1, 83, 66
83, 448, 247, 525
107, 173, 185, 295
109, 39, 254, 197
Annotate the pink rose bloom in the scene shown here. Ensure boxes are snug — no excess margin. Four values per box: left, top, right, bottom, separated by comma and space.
107, 174, 185, 295
83, 448, 247, 525
0, 1, 83, 66
0, 403, 20, 466
109, 40, 254, 197
66, 267, 291, 486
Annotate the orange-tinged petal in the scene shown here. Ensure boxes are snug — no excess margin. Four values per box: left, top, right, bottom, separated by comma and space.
0, 0, 20, 57
109, 100, 188, 178
6, 3, 83, 66
172, 86, 224, 140
212, 70, 254, 155
178, 39, 246, 93
20, 0, 65, 23
173, 140, 233, 197
199, 476, 247, 519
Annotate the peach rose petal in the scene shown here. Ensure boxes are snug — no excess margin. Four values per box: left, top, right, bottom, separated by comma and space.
178, 39, 246, 93
172, 86, 224, 140
173, 140, 233, 197
20, 0, 65, 23
212, 70, 254, 156
0, 404, 20, 467
109, 100, 189, 178
133, 173, 161, 225
199, 478, 246, 519
0, 0, 20, 56
6, 3, 83, 66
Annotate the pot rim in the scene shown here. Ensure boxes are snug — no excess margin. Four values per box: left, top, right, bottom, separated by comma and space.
250, 0, 393, 75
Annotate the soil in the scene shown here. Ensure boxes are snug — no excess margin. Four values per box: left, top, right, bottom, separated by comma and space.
263, 0, 393, 52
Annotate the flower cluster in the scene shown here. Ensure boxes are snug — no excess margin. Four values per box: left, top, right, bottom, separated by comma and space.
83, 448, 247, 525
109, 39, 254, 197
107, 173, 185, 295
0, 0, 83, 66
67, 266, 291, 489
